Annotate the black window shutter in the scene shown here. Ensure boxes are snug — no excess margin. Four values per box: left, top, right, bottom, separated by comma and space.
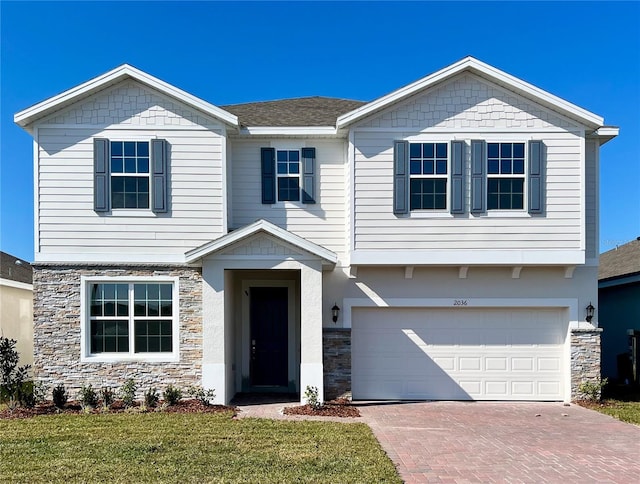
470, 140, 486, 214
151, 139, 169, 213
393, 140, 409, 214
261, 147, 276, 204
528, 141, 544, 214
301, 147, 316, 204
450, 141, 465, 214
94, 138, 110, 212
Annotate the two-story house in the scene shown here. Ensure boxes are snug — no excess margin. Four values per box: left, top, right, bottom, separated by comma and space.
15, 57, 617, 404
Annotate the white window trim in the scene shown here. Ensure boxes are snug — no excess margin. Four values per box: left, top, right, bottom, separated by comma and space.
109, 138, 154, 212
275, 148, 302, 203
408, 141, 450, 213
486, 141, 527, 212
80, 275, 180, 363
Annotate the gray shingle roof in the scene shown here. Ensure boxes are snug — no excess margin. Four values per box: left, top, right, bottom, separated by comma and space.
0, 252, 33, 285
599, 238, 640, 281
220, 96, 367, 127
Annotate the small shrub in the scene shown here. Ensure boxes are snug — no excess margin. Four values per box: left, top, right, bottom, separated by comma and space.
100, 387, 115, 410
79, 384, 98, 410
119, 378, 137, 407
0, 337, 31, 406
163, 385, 182, 406
52, 384, 68, 409
18, 380, 47, 408
187, 385, 216, 406
304, 385, 322, 410
144, 387, 159, 408
579, 378, 608, 401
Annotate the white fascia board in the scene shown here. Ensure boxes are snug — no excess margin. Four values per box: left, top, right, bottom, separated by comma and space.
14, 64, 238, 129
337, 56, 604, 129
587, 126, 620, 145
0, 278, 33, 291
238, 126, 338, 136
349, 249, 585, 266
185, 219, 338, 264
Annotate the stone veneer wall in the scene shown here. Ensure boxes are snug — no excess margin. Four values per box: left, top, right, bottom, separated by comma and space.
571, 328, 603, 400
323, 328, 351, 399
33, 265, 202, 398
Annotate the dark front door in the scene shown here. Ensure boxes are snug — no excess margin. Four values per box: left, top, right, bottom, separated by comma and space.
250, 287, 288, 387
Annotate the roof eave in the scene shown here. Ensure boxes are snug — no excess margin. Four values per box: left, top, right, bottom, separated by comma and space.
14, 64, 239, 129
337, 56, 605, 129
587, 126, 619, 145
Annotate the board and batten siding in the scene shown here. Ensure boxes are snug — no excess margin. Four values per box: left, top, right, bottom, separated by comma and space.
229, 139, 347, 261
35, 80, 228, 261
352, 74, 586, 253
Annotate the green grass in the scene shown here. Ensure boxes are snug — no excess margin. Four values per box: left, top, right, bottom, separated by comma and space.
0, 412, 401, 483
591, 400, 640, 425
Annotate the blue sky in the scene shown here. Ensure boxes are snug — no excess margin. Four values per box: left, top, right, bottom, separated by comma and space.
1, 1, 639, 262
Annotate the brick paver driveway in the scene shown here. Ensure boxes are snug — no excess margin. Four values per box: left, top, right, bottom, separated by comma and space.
358, 401, 640, 483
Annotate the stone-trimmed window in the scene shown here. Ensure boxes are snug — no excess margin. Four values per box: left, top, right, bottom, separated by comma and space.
81, 276, 179, 361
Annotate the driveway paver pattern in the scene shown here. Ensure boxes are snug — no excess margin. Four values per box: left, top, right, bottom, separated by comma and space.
358, 401, 640, 483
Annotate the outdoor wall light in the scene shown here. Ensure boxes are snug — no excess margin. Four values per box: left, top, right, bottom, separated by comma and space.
585, 302, 595, 323
331, 303, 340, 323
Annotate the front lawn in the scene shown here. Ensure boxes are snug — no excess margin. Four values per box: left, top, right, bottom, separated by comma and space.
0, 412, 400, 483
582, 400, 640, 425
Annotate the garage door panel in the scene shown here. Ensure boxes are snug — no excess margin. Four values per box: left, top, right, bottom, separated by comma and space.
352, 307, 567, 401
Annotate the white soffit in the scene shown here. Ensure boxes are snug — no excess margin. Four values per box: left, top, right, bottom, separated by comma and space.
14, 64, 239, 129
337, 56, 606, 130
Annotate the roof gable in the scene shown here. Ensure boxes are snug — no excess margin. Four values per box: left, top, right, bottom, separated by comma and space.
14, 64, 238, 130
356, 73, 581, 131
185, 219, 337, 265
338, 56, 606, 130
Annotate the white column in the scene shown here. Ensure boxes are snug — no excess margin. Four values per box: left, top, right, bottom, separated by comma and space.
299, 261, 324, 403
202, 259, 229, 404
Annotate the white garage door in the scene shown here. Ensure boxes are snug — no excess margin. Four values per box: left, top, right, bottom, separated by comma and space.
352, 307, 567, 401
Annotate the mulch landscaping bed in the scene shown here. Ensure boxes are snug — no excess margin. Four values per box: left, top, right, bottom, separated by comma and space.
283, 398, 361, 418
0, 400, 237, 419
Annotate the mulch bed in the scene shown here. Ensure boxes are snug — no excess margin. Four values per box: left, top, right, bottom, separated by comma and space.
0, 400, 237, 419
283, 398, 361, 418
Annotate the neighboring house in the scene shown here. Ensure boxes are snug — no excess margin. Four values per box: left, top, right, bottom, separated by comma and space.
14, 57, 618, 404
598, 238, 640, 382
0, 252, 34, 367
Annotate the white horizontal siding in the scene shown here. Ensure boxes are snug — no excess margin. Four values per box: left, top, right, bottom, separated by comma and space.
37, 125, 225, 260
353, 129, 584, 252
230, 139, 347, 259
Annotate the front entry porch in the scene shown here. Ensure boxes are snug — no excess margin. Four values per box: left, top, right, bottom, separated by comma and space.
185, 220, 337, 405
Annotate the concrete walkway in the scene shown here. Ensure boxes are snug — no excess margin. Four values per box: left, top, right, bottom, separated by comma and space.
358, 401, 640, 483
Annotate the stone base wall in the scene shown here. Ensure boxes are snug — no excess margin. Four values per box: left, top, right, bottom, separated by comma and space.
571, 328, 603, 400
33, 265, 202, 399
323, 328, 351, 399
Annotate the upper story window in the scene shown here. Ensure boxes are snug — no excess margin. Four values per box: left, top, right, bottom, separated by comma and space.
110, 141, 150, 209
487, 142, 525, 210
261, 147, 316, 205
84, 279, 178, 360
276, 150, 301, 202
409, 143, 448, 210
93, 138, 168, 214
